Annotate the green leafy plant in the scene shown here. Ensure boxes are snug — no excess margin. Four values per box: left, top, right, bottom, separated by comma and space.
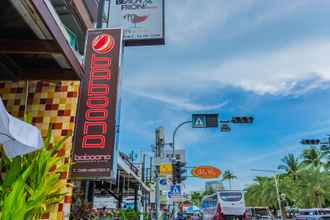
0, 125, 69, 220
245, 145, 330, 209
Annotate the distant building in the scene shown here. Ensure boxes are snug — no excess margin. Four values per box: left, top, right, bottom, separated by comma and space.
205, 181, 224, 192
164, 149, 186, 162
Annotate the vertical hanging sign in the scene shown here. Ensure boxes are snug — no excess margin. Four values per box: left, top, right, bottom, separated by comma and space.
71, 28, 123, 179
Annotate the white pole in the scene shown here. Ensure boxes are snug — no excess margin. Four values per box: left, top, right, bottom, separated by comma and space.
273, 175, 283, 220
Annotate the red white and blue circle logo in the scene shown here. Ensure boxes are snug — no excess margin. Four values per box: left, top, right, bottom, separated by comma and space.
92, 34, 115, 54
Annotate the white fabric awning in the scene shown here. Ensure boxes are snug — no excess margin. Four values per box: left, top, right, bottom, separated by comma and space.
0, 97, 43, 158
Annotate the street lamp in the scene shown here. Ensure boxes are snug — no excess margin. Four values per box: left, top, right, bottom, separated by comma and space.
172, 120, 192, 158
251, 169, 284, 220
171, 115, 254, 158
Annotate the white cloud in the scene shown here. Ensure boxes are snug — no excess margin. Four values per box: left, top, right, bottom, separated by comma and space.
125, 38, 330, 96
125, 89, 228, 111
166, 1, 254, 45
166, 0, 311, 45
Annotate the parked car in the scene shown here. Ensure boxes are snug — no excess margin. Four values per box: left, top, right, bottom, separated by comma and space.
246, 207, 273, 220
295, 208, 330, 220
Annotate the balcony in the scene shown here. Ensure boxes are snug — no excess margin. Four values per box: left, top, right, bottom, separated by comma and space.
0, 0, 88, 80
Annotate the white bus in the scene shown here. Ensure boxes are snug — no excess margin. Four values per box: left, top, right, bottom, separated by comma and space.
201, 190, 247, 220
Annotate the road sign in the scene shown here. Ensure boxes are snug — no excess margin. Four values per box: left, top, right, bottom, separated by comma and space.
192, 115, 206, 128
220, 123, 231, 132
159, 178, 169, 191
170, 184, 181, 195
159, 163, 173, 177
192, 114, 218, 128
159, 178, 167, 185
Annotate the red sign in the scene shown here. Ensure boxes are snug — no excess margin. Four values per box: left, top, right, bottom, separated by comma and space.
71, 28, 123, 179
191, 166, 221, 179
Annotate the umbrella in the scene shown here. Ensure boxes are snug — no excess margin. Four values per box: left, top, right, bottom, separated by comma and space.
186, 206, 200, 213
0, 96, 43, 158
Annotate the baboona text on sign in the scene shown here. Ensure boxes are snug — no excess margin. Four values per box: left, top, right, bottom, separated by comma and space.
71, 28, 123, 179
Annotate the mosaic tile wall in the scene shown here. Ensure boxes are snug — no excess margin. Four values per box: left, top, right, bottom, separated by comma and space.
0, 80, 80, 220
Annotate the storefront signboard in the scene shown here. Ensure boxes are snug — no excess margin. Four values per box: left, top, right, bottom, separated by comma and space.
109, 0, 165, 46
191, 166, 221, 179
71, 28, 123, 179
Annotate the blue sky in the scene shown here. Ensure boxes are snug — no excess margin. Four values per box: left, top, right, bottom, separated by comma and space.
117, 1, 330, 191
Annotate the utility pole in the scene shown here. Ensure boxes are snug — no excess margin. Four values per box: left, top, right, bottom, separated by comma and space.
142, 152, 146, 182
155, 127, 165, 220
251, 169, 284, 220
96, 0, 106, 28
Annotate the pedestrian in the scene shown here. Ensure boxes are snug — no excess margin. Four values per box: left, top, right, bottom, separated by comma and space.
162, 210, 169, 220
192, 213, 199, 220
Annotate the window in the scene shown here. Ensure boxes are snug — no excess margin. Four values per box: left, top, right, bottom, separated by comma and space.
220, 192, 242, 202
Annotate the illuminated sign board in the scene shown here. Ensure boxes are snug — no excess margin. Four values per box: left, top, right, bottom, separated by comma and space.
109, 0, 165, 46
192, 166, 221, 179
71, 28, 123, 179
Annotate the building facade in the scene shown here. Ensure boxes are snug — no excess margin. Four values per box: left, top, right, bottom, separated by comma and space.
0, 1, 150, 219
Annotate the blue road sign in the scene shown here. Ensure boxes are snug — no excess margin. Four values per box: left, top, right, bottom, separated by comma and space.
170, 184, 181, 195
159, 178, 167, 185
192, 115, 206, 128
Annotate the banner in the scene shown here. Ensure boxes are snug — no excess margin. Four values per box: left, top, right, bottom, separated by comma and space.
109, 0, 165, 46
71, 28, 123, 179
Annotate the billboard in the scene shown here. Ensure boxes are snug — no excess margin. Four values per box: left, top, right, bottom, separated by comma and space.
109, 0, 165, 46
71, 28, 123, 179
191, 166, 221, 179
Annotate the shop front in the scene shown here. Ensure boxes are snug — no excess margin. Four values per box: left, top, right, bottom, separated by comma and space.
0, 1, 151, 219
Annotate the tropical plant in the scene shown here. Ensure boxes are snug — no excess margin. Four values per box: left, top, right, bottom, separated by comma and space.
245, 147, 330, 209
245, 176, 278, 208
191, 191, 203, 206
302, 147, 328, 168
278, 153, 300, 179
223, 170, 237, 190
0, 126, 69, 220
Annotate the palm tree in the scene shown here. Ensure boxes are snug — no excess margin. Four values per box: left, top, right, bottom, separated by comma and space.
278, 153, 300, 179
303, 147, 320, 166
191, 192, 203, 206
223, 170, 237, 190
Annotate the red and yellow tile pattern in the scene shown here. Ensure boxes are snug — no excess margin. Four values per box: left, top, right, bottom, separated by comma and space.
0, 80, 80, 220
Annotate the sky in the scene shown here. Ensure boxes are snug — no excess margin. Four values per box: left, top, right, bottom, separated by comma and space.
117, 0, 330, 192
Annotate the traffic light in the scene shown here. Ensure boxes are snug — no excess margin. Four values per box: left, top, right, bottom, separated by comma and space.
301, 139, 320, 145
231, 116, 254, 124
220, 123, 231, 132
172, 160, 186, 184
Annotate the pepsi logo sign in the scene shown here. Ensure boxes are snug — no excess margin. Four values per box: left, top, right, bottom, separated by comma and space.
92, 34, 115, 54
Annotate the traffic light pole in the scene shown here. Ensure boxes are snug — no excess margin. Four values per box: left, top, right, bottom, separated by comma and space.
171, 120, 192, 158
155, 175, 160, 220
